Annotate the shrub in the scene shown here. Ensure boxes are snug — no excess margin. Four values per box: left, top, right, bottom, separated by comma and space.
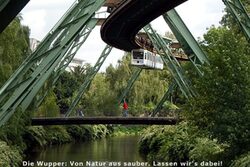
190, 138, 227, 162
230, 152, 250, 167
0, 141, 22, 167
44, 126, 71, 145
24, 126, 47, 149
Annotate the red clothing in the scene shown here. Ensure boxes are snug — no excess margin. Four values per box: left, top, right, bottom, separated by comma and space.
123, 101, 128, 110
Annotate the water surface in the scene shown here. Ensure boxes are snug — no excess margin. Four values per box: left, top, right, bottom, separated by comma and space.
27, 135, 147, 167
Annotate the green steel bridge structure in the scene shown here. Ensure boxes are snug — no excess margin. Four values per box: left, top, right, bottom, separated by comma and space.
0, 0, 249, 125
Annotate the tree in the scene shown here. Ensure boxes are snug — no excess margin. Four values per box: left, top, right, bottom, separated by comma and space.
184, 26, 250, 160
0, 16, 30, 87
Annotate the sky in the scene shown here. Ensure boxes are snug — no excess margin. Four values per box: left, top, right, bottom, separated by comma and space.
21, 0, 225, 72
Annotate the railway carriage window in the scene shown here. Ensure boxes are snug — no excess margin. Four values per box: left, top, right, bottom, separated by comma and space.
133, 51, 143, 59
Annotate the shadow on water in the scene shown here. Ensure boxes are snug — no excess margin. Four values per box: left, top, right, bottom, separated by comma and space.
27, 135, 147, 167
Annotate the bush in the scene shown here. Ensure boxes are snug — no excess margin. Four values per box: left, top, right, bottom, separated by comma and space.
44, 126, 71, 145
139, 123, 226, 164
0, 141, 22, 167
190, 138, 227, 162
230, 152, 250, 167
24, 126, 47, 149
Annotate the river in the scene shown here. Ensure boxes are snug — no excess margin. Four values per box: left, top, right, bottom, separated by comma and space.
26, 135, 148, 167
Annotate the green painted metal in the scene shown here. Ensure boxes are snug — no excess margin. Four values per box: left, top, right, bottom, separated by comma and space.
151, 81, 177, 117
163, 9, 209, 76
152, 9, 210, 116
0, 0, 10, 11
118, 68, 142, 104
144, 24, 194, 98
35, 18, 98, 107
223, 0, 250, 41
0, 0, 105, 125
65, 45, 113, 117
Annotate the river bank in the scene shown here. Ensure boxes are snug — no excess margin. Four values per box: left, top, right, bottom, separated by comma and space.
0, 112, 114, 167
0, 124, 113, 167
0, 112, 144, 167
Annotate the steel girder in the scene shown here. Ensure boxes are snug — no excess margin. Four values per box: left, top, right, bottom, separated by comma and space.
163, 9, 209, 76
65, 45, 113, 117
36, 18, 98, 108
223, 0, 250, 41
144, 24, 194, 98
0, 0, 105, 125
118, 68, 142, 104
151, 81, 177, 117
152, 9, 210, 116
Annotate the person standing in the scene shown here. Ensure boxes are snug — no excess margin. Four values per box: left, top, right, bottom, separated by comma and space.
123, 99, 128, 117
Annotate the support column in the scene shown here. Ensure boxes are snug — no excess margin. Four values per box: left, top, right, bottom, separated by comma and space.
144, 24, 195, 98
163, 9, 209, 76
118, 68, 142, 104
65, 45, 113, 117
35, 18, 98, 107
0, 0, 105, 125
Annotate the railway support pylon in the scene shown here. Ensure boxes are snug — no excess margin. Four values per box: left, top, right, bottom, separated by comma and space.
0, 0, 105, 125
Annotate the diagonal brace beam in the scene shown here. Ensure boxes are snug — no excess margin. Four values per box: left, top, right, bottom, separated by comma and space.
223, 0, 250, 41
163, 9, 209, 75
65, 45, 113, 117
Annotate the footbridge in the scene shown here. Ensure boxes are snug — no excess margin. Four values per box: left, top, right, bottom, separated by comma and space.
0, 0, 249, 126
31, 117, 179, 126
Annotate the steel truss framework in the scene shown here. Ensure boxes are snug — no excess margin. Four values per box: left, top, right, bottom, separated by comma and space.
118, 68, 142, 104
144, 24, 195, 98
151, 82, 177, 117
1, 1, 247, 124
0, 0, 105, 125
163, 9, 209, 76
223, 0, 250, 41
118, 9, 209, 115
65, 45, 113, 117
36, 18, 98, 108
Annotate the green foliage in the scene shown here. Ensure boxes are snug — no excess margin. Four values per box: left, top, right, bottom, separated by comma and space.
36, 90, 60, 117
44, 126, 71, 145
84, 73, 119, 116
221, 0, 250, 36
92, 125, 109, 139
54, 67, 88, 114
112, 125, 144, 136
0, 109, 32, 153
139, 123, 226, 164
155, 123, 196, 162
189, 138, 226, 162
184, 26, 250, 158
230, 152, 250, 167
0, 141, 22, 167
0, 16, 30, 87
24, 126, 47, 148
105, 55, 171, 116
66, 125, 111, 141
66, 125, 90, 141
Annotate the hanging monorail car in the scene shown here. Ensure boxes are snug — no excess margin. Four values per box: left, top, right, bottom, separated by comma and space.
131, 49, 163, 70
